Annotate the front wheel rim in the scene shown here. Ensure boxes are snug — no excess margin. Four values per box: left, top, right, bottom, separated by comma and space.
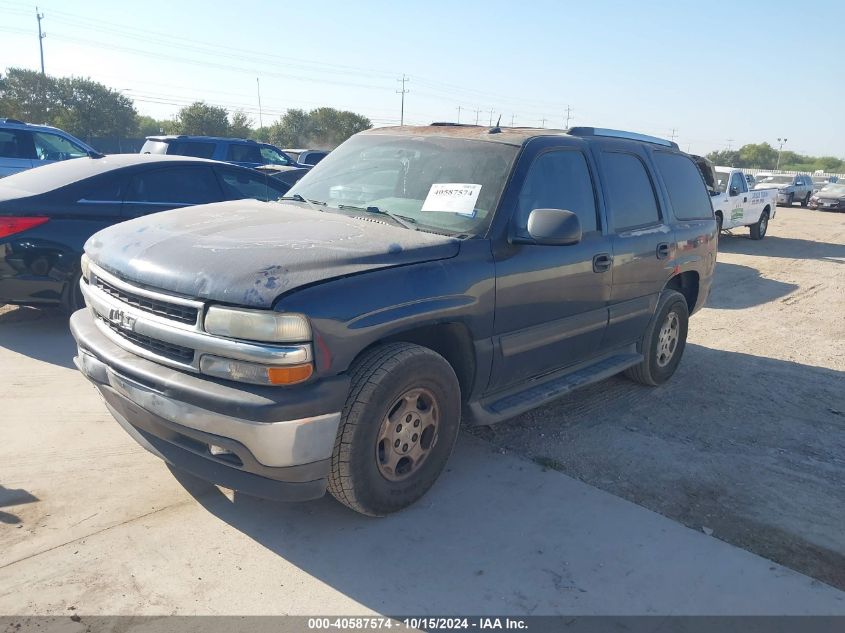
760, 216, 768, 235
376, 387, 440, 482
656, 311, 680, 368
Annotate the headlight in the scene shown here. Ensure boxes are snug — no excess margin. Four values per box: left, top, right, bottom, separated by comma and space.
200, 355, 313, 385
204, 305, 311, 342
80, 253, 90, 281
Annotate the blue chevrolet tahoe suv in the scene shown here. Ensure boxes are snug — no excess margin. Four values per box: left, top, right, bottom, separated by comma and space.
72, 125, 717, 516
0, 118, 98, 177
141, 135, 307, 170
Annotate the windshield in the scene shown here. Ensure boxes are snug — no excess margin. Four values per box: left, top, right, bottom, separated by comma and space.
286, 134, 519, 236
714, 171, 732, 193
758, 175, 794, 185
819, 184, 845, 197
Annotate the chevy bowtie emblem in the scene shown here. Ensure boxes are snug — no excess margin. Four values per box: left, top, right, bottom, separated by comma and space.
107, 308, 136, 331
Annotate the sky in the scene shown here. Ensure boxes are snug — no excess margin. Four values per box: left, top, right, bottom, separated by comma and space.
0, 0, 842, 157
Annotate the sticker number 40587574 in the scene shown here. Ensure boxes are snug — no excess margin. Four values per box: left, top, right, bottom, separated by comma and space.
421, 183, 482, 217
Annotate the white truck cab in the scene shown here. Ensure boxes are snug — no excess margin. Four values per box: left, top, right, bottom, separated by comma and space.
712, 167, 777, 240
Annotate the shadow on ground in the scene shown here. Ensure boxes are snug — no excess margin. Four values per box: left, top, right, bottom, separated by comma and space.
707, 261, 798, 309
0, 306, 75, 369
718, 233, 845, 263
0, 486, 39, 525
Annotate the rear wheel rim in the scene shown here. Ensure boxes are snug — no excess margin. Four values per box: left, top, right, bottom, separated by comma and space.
376, 387, 440, 482
656, 311, 680, 368
760, 215, 768, 235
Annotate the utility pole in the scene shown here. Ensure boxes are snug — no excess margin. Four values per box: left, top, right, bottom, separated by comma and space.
396, 74, 409, 126
776, 137, 788, 171
256, 77, 264, 129
726, 138, 735, 151
540, 117, 547, 128
669, 128, 678, 142
488, 109, 494, 126
510, 114, 515, 127
564, 105, 573, 128
456, 106, 462, 124
36, 7, 46, 74
474, 108, 481, 125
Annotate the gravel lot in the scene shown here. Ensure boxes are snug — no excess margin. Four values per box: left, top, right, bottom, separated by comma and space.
471, 205, 845, 589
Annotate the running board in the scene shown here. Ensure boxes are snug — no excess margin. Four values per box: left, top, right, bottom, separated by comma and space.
466, 352, 643, 426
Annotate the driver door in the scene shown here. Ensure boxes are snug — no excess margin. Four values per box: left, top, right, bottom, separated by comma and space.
728, 171, 747, 226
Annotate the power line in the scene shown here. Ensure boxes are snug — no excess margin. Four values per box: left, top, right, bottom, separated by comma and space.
396, 74, 409, 126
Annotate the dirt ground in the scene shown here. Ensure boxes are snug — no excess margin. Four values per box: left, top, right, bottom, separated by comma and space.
471, 205, 845, 589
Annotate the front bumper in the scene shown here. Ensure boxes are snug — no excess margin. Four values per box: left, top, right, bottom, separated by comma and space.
808, 199, 844, 211
71, 308, 350, 502
776, 192, 794, 204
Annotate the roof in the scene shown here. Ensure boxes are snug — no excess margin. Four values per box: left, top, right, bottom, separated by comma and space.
145, 135, 259, 143
361, 124, 678, 149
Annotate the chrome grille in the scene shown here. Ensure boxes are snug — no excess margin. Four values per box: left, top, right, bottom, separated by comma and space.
102, 318, 194, 363
93, 275, 199, 325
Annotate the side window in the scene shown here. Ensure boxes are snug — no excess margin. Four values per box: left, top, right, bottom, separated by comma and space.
0, 129, 35, 159
259, 146, 291, 166
217, 169, 276, 201
32, 132, 88, 161
516, 150, 598, 234
227, 144, 262, 164
729, 172, 746, 194
126, 167, 221, 204
166, 141, 216, 159
600, 152, 660, 231
653, 152, 712, 220
80, 175, 124, 202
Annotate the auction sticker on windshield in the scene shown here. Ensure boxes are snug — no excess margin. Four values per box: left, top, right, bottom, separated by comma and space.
421, 183, 482, 217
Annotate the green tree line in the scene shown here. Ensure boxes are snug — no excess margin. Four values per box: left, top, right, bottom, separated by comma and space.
706, 143, 844, 173
1, 67, 371, 149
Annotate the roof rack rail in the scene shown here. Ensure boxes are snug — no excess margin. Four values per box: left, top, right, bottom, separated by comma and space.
430, 122, 477, 127
568, 127, 678, 149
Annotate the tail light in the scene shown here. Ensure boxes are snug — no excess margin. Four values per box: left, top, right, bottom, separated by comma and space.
0, 216, 50, 238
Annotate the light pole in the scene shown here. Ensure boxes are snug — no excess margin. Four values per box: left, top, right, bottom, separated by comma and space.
776, 137, 788, 171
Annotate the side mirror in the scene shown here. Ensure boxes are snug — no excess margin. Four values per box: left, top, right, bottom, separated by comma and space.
515, 208, 582, 246
729, 186, 739, 196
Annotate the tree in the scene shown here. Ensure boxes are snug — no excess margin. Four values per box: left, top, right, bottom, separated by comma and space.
173, 101, 230, 136
705, 149, 740, 167
0, 67, 137, 138
737, 143, 778, 170
228, 110, 253, 138
266, 107, 371, 148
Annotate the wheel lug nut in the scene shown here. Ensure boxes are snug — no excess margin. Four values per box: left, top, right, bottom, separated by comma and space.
403, 444, 409, 452
396, 424, 402, 432
394, 439, 400, 448
412, 434, 418, 442
413, 419, 420, 427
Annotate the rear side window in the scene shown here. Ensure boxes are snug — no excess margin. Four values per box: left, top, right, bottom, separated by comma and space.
81, 174, 124, 202
227, 144, 262, 163
217, 168, 279, 201
653, 152, 713, 220
0, 129, 35, 159
600, 152, 660, 231
126, 167, 221, 204
166, 141, 216, 159
516, 150, 598, 233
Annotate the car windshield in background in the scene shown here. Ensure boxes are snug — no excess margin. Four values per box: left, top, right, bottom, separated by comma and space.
285, 134, 519, 236
759, 175, 794, 185
819, 184, 845, 197
714, 171, 731, 193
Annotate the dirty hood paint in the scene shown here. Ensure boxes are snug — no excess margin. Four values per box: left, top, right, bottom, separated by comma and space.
85, 199, 461, 308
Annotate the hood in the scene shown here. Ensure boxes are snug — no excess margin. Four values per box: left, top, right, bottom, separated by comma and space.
754, 183, 790, 190
85, 199, 461, 308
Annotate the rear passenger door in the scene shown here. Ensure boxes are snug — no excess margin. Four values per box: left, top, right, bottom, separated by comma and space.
122, 166, 223, 218
0, 129, 35, 176
490, 145, 612, 390
597, 147, 672, 350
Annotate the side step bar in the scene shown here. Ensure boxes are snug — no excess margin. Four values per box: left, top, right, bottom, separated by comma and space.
466, 352, 643, 426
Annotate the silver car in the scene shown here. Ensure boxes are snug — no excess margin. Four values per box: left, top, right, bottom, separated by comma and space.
0, 118, 97, 178
754, 173, 814, 207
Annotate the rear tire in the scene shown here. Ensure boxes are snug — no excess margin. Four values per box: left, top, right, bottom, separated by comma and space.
328, 342, 461, 516
624, 290, 689, 387
715, 212, 723, 235
749, 209, 769, 240
62, 271, 85, 314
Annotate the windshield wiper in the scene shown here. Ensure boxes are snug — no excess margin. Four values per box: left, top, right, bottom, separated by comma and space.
279, 194, 326, 212
337, 205, 418, 230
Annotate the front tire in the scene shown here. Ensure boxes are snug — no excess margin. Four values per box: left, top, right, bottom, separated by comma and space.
62, 271, 85, 314
328, 342, 461, 516
801, 192, 810, 207
624, 290, 689, 387
749, 209, 769, 240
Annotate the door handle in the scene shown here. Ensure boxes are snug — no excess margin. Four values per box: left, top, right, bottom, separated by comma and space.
743, 196, 748, 202
656, 243, 671, 259
592, 253, 612, 273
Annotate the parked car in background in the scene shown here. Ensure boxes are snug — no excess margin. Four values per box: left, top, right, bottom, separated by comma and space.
754, 173, 814, 207
0, 118, 98, 178
71, 125, 716, 516
808, 183, 845, 211
141, 136, 311, 170
283, 148, 329, 166
812, 176, 838, 193
254, 164, 310, 194
0, 154, 289, 312
712, 167, 776, 238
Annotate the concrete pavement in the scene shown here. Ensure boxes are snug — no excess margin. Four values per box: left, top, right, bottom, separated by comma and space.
1, 308, 844, 615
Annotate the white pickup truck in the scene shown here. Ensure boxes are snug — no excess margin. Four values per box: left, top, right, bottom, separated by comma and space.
711, 167, 777, 239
